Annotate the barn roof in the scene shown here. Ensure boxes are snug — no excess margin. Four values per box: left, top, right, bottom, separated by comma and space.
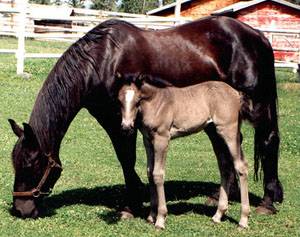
147, 0, 194, 15
212, 0, 300, 15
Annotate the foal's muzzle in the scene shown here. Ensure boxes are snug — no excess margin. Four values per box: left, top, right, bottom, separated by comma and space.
121, 120, 135, 135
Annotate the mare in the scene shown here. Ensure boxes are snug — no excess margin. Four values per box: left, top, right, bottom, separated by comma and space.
118, 74, 250, 229
9, 16, 282, 219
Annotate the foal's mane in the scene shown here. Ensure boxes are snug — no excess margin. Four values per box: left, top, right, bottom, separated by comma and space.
29, 20, 139, 152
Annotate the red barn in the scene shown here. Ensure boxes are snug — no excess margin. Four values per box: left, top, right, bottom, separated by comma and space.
212, 0, 300, 67
147, 0, 242, 19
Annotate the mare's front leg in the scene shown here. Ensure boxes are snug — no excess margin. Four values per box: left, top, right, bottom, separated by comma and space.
92, 110, 144, 218
152, 133, 169, 229
108, 128, 145, 218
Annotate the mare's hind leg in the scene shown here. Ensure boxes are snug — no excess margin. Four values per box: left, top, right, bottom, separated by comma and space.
217, 123, 250, 228
204, 123, 240, 205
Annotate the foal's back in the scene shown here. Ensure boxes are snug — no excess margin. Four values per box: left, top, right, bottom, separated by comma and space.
161, 81, 241, 138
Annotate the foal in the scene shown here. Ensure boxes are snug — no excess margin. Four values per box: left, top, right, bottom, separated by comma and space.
117, 74, 250, 229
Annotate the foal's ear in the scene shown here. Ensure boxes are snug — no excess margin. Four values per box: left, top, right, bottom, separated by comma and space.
22, 123, 39, 148
136, 74, 147, 88
8, 119, 23, 137
115, 72, 122, 80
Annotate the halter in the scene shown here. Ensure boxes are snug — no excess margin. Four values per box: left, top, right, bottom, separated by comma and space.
12, 154, 62, 198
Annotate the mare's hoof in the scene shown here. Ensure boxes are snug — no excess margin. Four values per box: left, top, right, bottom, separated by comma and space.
255, 205, 276, 215
120, 207, 134, 219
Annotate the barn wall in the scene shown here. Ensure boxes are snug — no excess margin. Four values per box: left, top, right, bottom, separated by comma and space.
235, 2, 300, 62
181, 0, 241, 19
236, 2, 300, 29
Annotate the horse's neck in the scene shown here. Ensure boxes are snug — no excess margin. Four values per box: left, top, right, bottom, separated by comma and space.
29, 80, 82, 155
139, 86, 174, 129
142, 85, 173, 109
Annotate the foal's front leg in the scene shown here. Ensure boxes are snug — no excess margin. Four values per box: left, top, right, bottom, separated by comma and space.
143, 136, 157, 224
152, 133, 169, 229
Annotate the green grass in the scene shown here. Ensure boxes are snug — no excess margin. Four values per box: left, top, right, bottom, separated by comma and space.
0, 37, 300, 236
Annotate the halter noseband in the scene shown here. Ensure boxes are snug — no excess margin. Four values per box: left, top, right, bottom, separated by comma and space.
12, 154, 62, 198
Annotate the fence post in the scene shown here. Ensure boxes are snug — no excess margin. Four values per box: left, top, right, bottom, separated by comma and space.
16, 0, 27, 75
174, 0, 181, 25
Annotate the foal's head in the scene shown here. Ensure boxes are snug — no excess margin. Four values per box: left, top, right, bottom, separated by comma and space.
117, 74, 143, 131
117, 73, 167, 131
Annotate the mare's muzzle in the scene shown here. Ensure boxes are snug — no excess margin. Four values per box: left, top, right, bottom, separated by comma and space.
12, 198, 39, 219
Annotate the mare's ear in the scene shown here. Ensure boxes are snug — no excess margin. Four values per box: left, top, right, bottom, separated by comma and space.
8, 119, 23, 137
22, 123, 39, 149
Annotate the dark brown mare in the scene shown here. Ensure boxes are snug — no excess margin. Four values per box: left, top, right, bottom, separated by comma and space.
9, 16, 282, 218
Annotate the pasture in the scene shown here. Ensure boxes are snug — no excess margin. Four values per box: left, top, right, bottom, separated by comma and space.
0, 37, 299, 236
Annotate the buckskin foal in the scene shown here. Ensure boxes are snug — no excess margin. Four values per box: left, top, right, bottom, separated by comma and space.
117, 74, 250, 229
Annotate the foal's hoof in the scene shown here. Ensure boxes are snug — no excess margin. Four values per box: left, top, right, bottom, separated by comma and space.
147, 215, 155, 224
212, 215, 221, 224
120, 207, 134, 220
155, 223, 165, 230
154, 218, 166, 230
238, 224, 249, 230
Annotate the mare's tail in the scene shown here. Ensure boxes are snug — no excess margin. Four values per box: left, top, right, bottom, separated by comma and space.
240, 60, 283, 202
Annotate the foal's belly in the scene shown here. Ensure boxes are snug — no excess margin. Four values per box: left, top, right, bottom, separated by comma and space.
170, 118, 213, 139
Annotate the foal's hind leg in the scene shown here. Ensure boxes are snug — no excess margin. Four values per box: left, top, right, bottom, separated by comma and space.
217, 123, 250, 228
204, 123, 240, 205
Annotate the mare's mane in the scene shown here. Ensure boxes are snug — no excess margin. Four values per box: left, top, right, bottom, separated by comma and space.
28, 20, 139, 152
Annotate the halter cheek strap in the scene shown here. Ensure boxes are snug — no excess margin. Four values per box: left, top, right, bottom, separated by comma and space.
12, 155, 62, 198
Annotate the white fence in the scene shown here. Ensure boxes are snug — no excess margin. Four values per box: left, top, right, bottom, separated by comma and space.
0, 0, 190, 74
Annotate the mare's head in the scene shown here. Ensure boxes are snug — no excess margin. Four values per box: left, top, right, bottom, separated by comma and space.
8, 119, 62, 218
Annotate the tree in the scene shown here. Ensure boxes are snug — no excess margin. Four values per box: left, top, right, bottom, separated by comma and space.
54, 0, 62, 5
29, 0, 51, 5
163, 0, 175, 5
91, 0, 118, 11
288, 0, 300, 4
119, 0, 174, 14
66, 0, 85, 8
119, 0, 143, 13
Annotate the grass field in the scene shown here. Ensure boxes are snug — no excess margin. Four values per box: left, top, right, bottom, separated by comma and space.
0, 37, 300, 236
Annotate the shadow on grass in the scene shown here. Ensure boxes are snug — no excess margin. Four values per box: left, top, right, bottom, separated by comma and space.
38, 180, 260, 225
